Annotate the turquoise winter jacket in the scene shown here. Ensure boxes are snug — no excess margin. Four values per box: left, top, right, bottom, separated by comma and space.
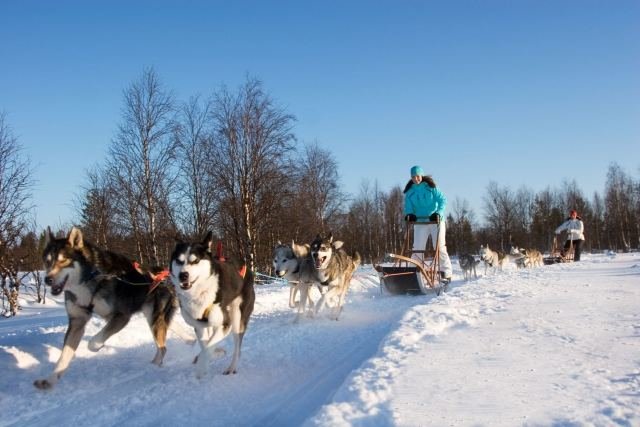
404, 180, 447, 220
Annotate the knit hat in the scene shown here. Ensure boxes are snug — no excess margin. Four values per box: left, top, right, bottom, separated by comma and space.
410, 165, 424, 177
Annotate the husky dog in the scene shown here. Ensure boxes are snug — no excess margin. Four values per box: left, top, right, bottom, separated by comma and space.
34, 227, 176, 390
272, 241, 323, 317
310, 233, 361, 320
498, 251, 525, 270
511, 247, 543, 268
458, 253, 480, 281
525, 249, 544, 268
479, 244, 504, 275
170, 232, 255, 378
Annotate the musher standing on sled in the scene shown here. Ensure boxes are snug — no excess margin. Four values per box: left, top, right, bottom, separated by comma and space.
555, 209, 585, 261
403, 165, 453, 283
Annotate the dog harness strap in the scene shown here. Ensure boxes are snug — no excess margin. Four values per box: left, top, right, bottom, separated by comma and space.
198, 303, 214, 322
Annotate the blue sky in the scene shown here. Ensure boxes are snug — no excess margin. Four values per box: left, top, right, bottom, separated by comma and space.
1, 0, 639, 231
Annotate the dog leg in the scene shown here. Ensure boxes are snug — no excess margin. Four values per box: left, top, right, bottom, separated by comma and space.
315, 286, 339, 317
195, 326, 231, 378
289, 284, 298, 309
223, 301, 245, 374
34, 313, 90, 389
332, 288, 348, 321
145, 296, 175, 366
88, 313, 131, 352
294, 282, 310, 323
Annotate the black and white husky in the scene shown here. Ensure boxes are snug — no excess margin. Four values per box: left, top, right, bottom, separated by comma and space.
34, 227, 176, 390
310, 233, 361, 320
170, 232, 255, 378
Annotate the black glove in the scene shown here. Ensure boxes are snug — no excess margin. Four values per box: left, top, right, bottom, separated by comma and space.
405, 214, 417, 222
429, 213, 440, 222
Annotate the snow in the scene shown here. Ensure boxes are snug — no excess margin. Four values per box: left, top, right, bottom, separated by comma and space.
1, 253, 639, 427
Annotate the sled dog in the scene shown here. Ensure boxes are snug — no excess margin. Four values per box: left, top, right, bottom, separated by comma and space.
310, 233, 361, 320
511, 247, 543, 268
34, 227, 176, 390
498, 251, 525, 269
458, 253, 480, 281
272, 241, 323, 319
479, 244, 504, 275
170, 232, 255, 378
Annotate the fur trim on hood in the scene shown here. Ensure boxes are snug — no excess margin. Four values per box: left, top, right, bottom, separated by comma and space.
403, 175, 436, 193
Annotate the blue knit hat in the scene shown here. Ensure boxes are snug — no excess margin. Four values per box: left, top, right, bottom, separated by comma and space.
410, 165, 424, 177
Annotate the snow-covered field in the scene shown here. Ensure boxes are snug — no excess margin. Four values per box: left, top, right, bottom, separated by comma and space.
1, 253, 638, 427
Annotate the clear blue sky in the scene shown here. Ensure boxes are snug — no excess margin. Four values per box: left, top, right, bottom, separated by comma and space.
2, 0, 639, 231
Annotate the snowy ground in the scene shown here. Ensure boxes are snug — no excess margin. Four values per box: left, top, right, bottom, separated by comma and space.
1, 252, 638, 427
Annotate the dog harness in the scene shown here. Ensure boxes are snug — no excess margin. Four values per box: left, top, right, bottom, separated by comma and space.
196, 263, 246, 323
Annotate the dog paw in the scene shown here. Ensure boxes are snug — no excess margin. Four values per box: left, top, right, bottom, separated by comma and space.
34, 379, 53, 390
222, 368, 237, 375
195, 367, 209, 379
87, 339, 104, 352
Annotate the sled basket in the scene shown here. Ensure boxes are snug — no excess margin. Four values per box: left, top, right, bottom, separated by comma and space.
375, 265, 427, 295
543, 235, 574, 265
375, 220, 445, 296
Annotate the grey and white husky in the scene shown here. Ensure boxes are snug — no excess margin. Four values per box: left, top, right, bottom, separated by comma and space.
510, 246, 544, 268
272, 241, 324, 319
310, 233, 361, 320
479, 244, 503, 275
170, 232, 255, 378
34, 227, 176, 390
458, 253, 480, 281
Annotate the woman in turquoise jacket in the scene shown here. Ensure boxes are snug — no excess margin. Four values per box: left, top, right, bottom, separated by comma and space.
403, 165, 452, 283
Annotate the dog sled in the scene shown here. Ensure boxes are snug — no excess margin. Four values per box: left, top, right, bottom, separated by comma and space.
543, 234, 574, 265
374, 219, 447, 296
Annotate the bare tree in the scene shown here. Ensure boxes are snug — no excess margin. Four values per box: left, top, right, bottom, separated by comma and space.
605, 163, 635, 251
108, 68, 178, 265
483, 181, 518, 251
382, 186, 404, 257
529, 187, 563, 252
0, 112, 34, 316
174, 95, 219, 237
292, 142, 347, 234
210, 77, 296, 271
448, 197, 477, 254
77, 165, 116, 248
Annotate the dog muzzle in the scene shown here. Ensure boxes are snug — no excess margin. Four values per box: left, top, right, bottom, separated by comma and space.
48, 275, 69, 296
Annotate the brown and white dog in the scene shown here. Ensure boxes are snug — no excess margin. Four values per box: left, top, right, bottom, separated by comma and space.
310, 233, 361, 320
170, 232, 254, 378
35, 227, 176, 390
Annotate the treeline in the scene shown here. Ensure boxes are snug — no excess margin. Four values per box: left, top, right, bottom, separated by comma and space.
1, 69, 639, 315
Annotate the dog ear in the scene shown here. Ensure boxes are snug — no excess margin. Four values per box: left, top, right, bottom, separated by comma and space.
68, 227, 84, 249
327, 232, 333, 243
332, 240, 344, 250
292, 242, 309, 258
203, 231, 214, 252
45, 226, 55, 245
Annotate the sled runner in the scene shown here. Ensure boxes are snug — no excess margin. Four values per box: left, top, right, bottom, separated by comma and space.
375, 219, 446, 296
543, 234, 574, 265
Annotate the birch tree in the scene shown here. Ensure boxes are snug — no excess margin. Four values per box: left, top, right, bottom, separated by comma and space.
210, 77, 295, 271
108, 68, 177, 265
